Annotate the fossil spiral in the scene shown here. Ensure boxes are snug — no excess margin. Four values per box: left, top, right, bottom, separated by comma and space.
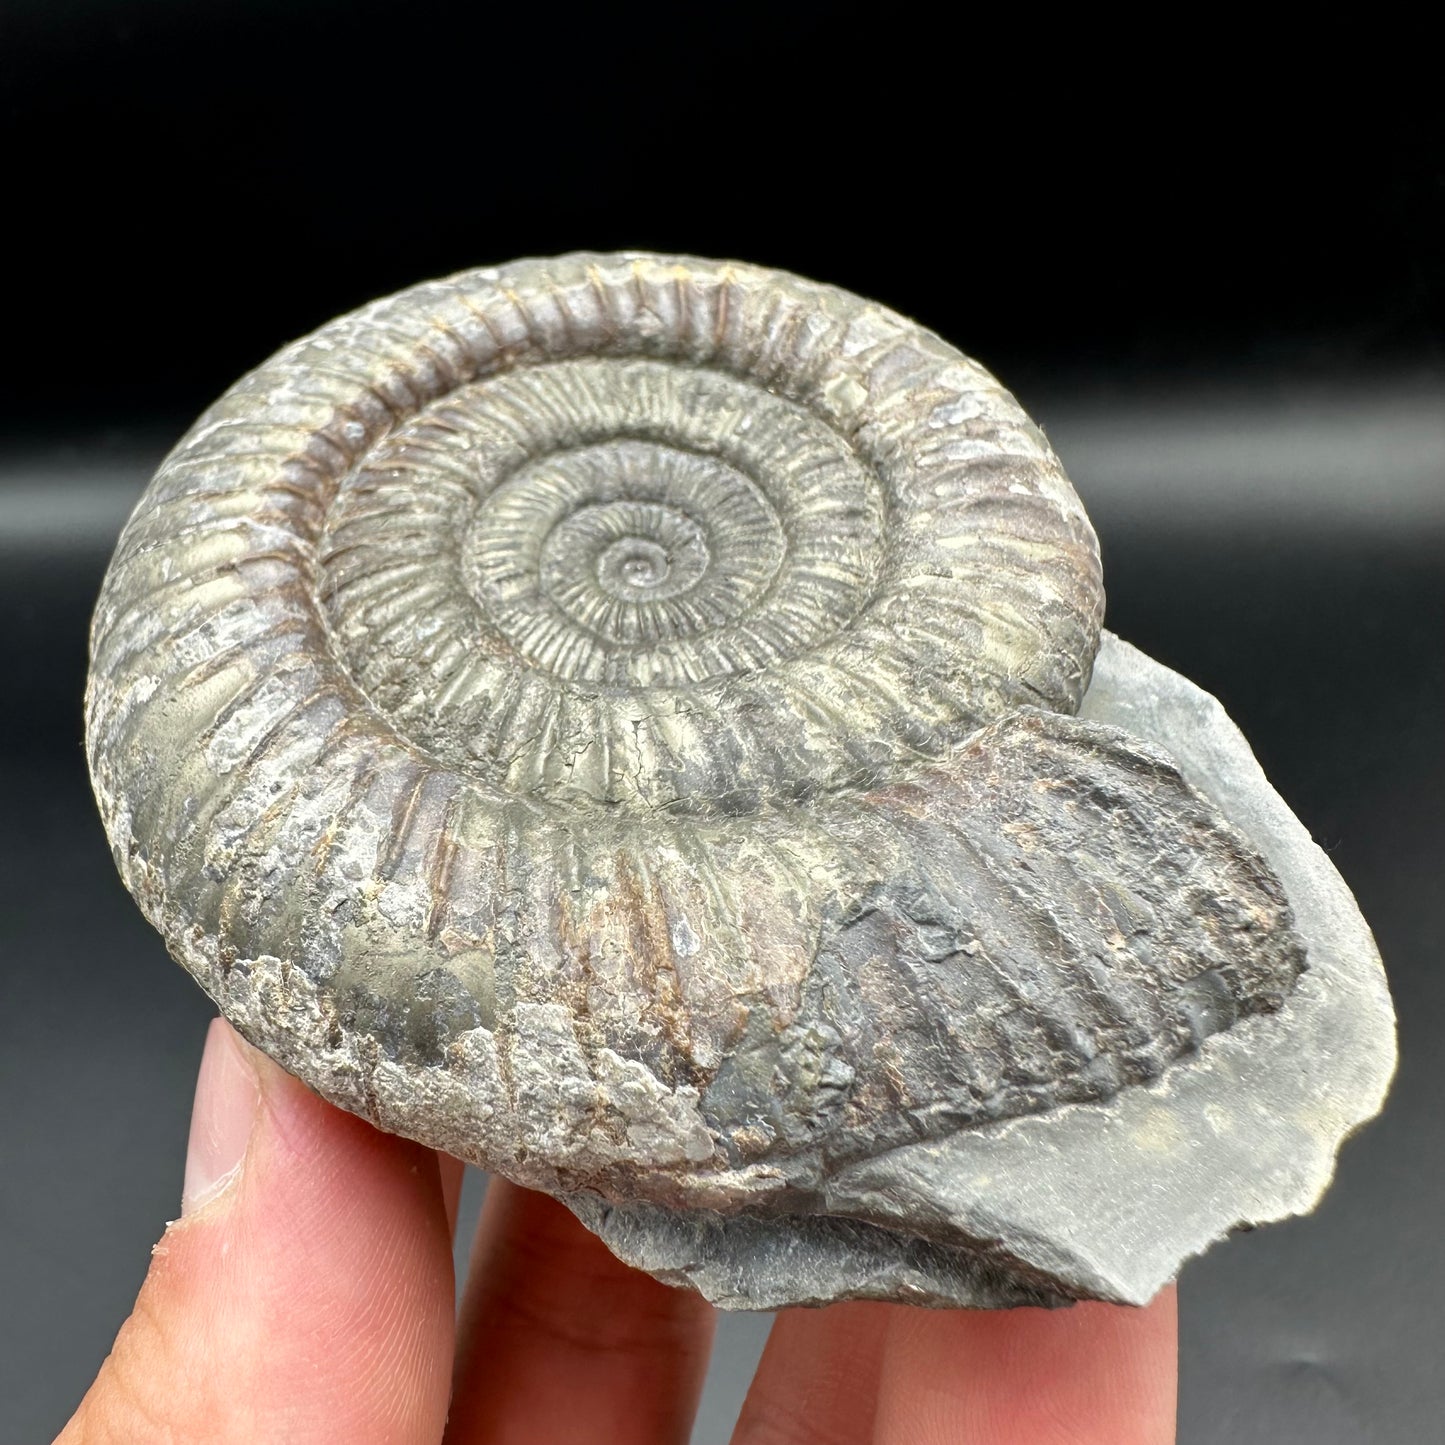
86, 254, 1392, 1308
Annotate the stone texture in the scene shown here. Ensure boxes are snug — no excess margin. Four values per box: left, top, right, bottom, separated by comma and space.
84, 254, 1394, 1307
565, 633, 1397, 1306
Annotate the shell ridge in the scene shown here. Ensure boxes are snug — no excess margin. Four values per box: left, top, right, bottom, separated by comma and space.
85, 254, 1327, 1288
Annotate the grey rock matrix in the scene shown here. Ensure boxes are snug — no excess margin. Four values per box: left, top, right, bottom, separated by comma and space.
85, 254, 1395, 1307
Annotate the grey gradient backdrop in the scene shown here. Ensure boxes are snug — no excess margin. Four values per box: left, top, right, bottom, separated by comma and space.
1, 8, 1442, 1440
4, 382, 1442, 1442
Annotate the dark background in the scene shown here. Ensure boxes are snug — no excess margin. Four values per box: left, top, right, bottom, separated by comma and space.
1, 6, 1441, 1441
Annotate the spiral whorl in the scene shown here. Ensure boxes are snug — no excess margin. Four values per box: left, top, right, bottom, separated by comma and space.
316, 349, 898, 807
78, 252, 1397, 1311
87, 253, 1308, 1252
106, 254, 1103, 814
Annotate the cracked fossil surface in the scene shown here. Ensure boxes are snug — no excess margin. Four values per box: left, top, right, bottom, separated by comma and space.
86, 253, 1396, 1307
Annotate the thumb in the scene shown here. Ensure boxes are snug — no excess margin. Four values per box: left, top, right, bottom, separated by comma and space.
58, 1019, 455, 1444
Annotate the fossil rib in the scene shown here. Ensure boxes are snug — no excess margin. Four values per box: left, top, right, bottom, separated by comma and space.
85, 254, 1392, 1306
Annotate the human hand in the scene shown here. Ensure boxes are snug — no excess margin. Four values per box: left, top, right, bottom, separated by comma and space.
59, 1019, 1177, 1443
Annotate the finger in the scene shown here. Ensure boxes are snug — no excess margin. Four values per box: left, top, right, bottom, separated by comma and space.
439, 1152, 466, 1238
445, 1179, 716, 1445
731, 1301, 891, 1444
874, 1287, 1178, 1445
58, 1018, 456, 1445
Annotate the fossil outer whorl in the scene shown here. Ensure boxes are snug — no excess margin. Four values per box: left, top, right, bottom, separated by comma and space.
310, 292, 1104, 809
86, 253, 1339, 1307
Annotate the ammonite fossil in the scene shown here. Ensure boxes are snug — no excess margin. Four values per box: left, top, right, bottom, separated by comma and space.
86, 253, 1396, 1308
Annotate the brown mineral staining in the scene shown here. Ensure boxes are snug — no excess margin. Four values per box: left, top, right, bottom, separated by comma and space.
87, 253, 1366, 1310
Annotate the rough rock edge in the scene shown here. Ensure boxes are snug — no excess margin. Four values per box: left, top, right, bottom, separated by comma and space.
557, 632, 1398, 1307
87, 631, 1396, 1307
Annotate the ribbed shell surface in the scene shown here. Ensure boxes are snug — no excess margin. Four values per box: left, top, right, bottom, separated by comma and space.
86, 254, 1305, 1205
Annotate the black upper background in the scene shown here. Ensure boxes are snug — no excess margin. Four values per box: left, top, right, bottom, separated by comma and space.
2, 7, 1443, 1443
1, 2, 1440, 437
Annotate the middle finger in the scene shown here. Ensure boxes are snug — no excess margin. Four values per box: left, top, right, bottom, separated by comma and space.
445, 1180, 716, 1445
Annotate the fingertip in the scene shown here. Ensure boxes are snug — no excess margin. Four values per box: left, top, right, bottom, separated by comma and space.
438, 1152, 466, 1239
63, 1020, 458, 1445
181, 1018, 259, 1216
732, 1300, 893, 1444
876, 1288, 1178, 1445
448, 1180, 716, 1445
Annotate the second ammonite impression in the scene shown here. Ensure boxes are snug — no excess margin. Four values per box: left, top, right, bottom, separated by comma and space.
86, 254, 1395, 1307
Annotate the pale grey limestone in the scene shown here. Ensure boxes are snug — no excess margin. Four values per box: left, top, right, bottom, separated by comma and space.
564, 633, 1398, 1307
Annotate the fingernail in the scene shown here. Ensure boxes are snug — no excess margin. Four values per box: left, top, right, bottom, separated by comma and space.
182, 1018, 260, 1215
